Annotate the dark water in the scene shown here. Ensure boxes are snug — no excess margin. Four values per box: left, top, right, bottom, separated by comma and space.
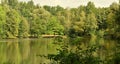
0, 37, 119, 64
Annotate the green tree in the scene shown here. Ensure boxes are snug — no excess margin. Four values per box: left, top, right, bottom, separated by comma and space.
106, 12, 116, 35
18, 17, 29, 38
6, 0, 19, 9
85, 13, 98, 36
86, 1, 96, 14
96, 8, 107, 30
46, 16, 64, 35
44, 5, 64, 15
48, 44, 101, 64
105, 2, 119, 36
112, 2, 120, 38
62, 9, 71, 35
0, 5, 6, 38
30, 8, 50, 37
69, 11, 86, 37
5, 8, 20, 38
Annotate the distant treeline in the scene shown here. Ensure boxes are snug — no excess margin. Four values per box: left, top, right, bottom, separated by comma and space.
0, 0, 120, 38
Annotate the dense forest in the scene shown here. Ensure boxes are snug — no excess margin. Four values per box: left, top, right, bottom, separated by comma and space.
0, 0, 120, 64
0, 0, 120, 39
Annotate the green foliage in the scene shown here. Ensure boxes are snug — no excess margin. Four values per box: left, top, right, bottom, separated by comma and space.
69, 11, 86, 37
44, 5, 64, 15
85, 13, 98, 36
47, 17, 64, 35
47, 37, 120, 64
30, 8, 50, 37
96, 8, 107, 30
18, 17, 29, 38
0, 0, 119, 39
5, 8, 20, 38
0, 0, 120, 64
48, 44, 101, 64
86, 1, 96, 14
0, 5, 6, 38
112, 43, 120, 64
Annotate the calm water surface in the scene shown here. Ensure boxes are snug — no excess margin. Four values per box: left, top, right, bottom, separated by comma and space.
0, 38, 60, 64
0, 38, 119, 64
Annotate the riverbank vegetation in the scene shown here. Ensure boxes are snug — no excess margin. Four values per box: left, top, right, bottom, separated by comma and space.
47, 36, 120, 64
0, 0, 120, 64
0, 0, 120, 39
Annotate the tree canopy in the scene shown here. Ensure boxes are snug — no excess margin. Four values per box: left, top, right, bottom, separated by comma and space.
0, 0, 119, 39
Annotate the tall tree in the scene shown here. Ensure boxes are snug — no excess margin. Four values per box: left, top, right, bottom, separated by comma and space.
0, 5, 6, 38
86, 1, 96, 14
7, 0, 18, 9
46, 16, 64, 35
105, 2, 119, 36
69, 11, 86, 37
85, 13, 98, 36
106, 12, 116, 35
96, 8, 107, 30
5, 8, 20, 38
18, 17, 29, 38
30, 8, 50, 37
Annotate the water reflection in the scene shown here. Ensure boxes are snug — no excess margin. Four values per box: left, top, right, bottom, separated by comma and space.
89, 37, 120, 64
0, 38, 58, 64
19, 39, 30, 64
0, 41, 7, 64
0, 38, 119, 64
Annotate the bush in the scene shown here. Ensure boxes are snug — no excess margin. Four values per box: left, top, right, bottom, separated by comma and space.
48, 44, 102, 64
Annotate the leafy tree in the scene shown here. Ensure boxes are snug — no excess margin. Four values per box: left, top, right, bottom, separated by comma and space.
0, 0, 119, 39
30, 8, 50, 37
18, 17, 29, 38
46, 17, 64, 35
5, 8, 20, 38
69, 11, 86, 37
0, 5, 6, 38
6, 0, 19, 9
78, 5, 86, 13
44, 5, 64, 15
48, 44, 101, 64
105, 3, 119, 37
85, 13, 98, 36
86, 1, 96, 14
62, 9, 71, 35
96, 8, 107, 30
106, 12, 116, 35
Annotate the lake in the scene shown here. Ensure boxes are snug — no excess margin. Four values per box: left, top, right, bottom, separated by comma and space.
0, 38, 120, 64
